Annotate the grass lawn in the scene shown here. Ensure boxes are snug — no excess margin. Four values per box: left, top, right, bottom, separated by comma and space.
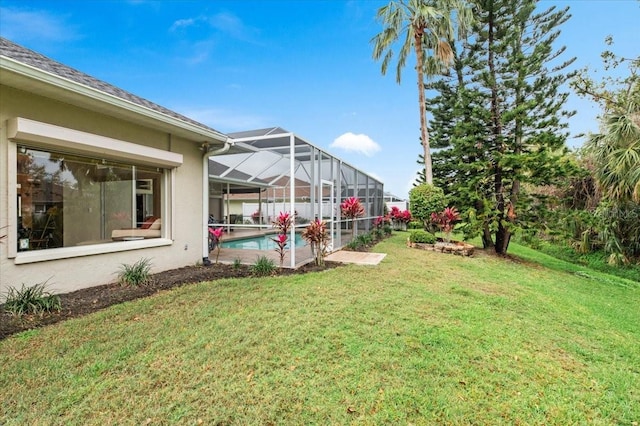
1, 233, 638, 425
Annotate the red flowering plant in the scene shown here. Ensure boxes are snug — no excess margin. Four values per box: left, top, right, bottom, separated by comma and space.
208, 226, 224, 263
390, 207, 412, 230
251, 210, 262, 224
430, 207, 460, 242
272, 233, 288, 268
340, 197, 365, 240
373, 215, 391, 229
271, 211, 293, 268
302, 219, 330, 266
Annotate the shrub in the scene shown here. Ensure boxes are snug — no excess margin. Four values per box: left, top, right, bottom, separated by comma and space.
4, 282, 61, 316
345, 232, 376, 251
431, 207, 461, 242
341, 197, 365, 241
233, 258, 243, 269
117, 258, 152, 286
251, 255, 276, 276
389, 207, 412, 230
409, 230, 436, 244
302, 219, 330, 266
409, 184, 447, 229
408, 221, 423, 230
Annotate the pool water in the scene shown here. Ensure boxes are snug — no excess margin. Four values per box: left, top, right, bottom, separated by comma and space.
221, 233, 307, 250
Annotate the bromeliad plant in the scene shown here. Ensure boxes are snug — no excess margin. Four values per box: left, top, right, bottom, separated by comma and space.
209, 227, 224, 263
341, 197, 365, 241
431, 207, 461, 243
272, 211, 293, 268
302, 219, 330, 266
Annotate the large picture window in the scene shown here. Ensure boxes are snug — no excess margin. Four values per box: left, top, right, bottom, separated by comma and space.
16, 146, 164, 251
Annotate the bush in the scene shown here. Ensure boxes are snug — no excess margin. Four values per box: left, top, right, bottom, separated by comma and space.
302, 219, 330, 266
4, 282, 61, 316
409, 184, 447, 229
117, 258, 152, 286
409, 230, 436, 244
251, 255, 276, 276
408, 221, 423, 230
233, 258, 243, 269
345, 232, 376, 251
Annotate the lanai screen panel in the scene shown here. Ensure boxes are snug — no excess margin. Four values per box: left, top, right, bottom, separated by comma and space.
212, 127, 384, 265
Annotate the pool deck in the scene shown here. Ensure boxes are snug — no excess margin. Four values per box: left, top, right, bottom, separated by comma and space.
209, 226, 313, 268
210, 227, 370, 269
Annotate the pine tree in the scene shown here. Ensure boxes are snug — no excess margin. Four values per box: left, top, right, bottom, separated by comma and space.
421, 0, 575, 254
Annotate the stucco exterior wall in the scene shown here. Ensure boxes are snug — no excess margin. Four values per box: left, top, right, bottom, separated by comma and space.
0, 85, 206, 298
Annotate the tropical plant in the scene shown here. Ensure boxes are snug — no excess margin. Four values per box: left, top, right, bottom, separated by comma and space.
271, 211, 293, 268
371, 0, 472, 184
117, 258, 152, 286
272, 211, 293, 235
208, 227, 224, 264
302, 219, 330, 266
251, 255, 276, 276
251, 210, 262, 224
431, 207, 460, 242
572, 38, 640, 263
4, 281, 61, 317
272, 233, 288, 268
373, 215, 392, 229
390, 206, 412, 230
341, 197, 365, 241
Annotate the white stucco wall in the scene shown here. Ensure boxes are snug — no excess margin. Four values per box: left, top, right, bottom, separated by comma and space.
0, 85, 207, 298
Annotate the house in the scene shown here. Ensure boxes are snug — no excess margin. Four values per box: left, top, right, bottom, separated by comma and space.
1, 38, 385, 297
0, 37, 232, 297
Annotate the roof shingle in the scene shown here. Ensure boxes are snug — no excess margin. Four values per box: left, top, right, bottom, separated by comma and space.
0, 37, 222, 135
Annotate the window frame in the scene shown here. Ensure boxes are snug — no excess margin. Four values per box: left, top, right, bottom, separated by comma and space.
7, 118, 182, 264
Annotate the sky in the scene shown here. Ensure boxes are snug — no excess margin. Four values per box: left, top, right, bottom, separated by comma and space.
0, 0, 638, 199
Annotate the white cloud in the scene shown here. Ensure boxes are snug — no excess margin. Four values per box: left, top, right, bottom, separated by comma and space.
330, 132, 381, 157
0, 7, 78, 42
169, 12, 260, 44
170, 18, 196, 32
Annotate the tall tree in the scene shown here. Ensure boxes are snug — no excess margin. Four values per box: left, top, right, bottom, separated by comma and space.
371, 0, 472, 184
573, 39, 640, 203
425, 0, 575, 254
572, 40, 640, 263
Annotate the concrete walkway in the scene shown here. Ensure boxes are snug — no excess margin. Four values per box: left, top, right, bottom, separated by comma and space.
324, 250, 387, 266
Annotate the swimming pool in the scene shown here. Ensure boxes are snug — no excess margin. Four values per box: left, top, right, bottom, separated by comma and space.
221, 233, 307, 250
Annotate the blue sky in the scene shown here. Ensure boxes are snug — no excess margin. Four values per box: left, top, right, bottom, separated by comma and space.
1, 0, 638, 198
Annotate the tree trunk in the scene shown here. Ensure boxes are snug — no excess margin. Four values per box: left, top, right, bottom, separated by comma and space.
414, 29, 433, 184
495, 225, 511, 255
487, 2, 506, 255
482, 225, 494, 249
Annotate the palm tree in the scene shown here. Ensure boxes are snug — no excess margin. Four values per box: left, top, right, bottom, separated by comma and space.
586, 79, 640, 264
371, 0, 471, 184
587, 82, 640, 203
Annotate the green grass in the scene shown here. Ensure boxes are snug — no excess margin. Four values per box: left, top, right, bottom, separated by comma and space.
1, 233, 638, 425
526, 239, 640, 283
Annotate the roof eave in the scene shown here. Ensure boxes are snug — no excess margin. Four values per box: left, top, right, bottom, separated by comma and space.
0, 55, 228, 144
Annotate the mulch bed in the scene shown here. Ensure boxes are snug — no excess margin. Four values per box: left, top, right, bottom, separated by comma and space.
0, 261, 342, 340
